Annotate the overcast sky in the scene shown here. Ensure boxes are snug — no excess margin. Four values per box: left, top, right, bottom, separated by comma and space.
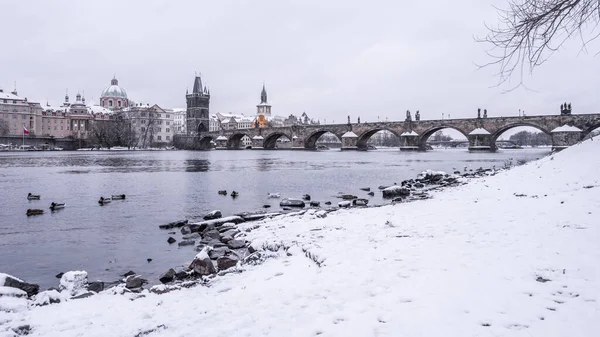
2, 0, 599, 126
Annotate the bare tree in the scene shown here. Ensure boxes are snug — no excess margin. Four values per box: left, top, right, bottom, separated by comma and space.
0, 119, 9, 136
477, 0, 600, 88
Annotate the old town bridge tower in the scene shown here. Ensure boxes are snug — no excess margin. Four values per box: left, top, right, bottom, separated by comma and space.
186, 74, 210, 135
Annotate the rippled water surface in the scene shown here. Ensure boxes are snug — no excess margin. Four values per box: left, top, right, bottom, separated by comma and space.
0, 148, 550, 289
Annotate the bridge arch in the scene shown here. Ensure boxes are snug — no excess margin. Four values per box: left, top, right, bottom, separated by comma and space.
419, 126, 470, 149
263, 132, 292, 149
198, 136, 215, 150
491, 122, 552, 143
356, 128, 401, 149
226, 132, 252, 149
304, 130, 342, 149
582, 122, 600, 139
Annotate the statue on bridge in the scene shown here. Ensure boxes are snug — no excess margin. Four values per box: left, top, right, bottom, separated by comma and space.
483, 109, 487, 118
477, 108, 481, 119
347, 115, 350, 124
358, 116, 361, 124
415, 110, 420, 121
406, 110, 411, 122
561, 102, 572, 115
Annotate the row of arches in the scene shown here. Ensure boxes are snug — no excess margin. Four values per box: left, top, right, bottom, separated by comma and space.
199, 123, 600, 150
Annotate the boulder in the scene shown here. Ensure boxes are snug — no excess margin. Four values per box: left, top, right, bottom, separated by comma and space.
340, 194, 357, 200
0, 286, 27, 298
180, 226, 192, 235
175, 269, 192, 281
189, 216, 245, 229
392, 197, 404, 203
1, 273, 40, 297
32, 289, 63, 306
59, 271, 88, 296
263, 205, 271, 208
338, 201, 352, 208
178, 240, 195, 247
217, 255, 240, 271
125, 275, 147, 289
360, 187, 371, 191
378, 185, 389, 190
167, 237, 177, 244
353, 198, 369, 206
188, 223, 204, 233
382, 186, 411, 198
209, 247, 232, 260
280, 198, 305, 208
315, 210, 328, 218
227, 239, 246, 249
203, 210, 222, 220
324, 201, 332, 205
158, 219, 188, 230
159, 268, 176, 284
220, 229, 239, 241
87, 281, 105, 293
189, 248, 217, 276
123, 270, 136, 277
414, 182, 425, 188
55, 272, 64, 279
217, 223, 237, 233
309, 201, 320, 207
367, 191, 375, 196
182, 233, 201, 240
302, 194, 311, 201
203, 229, 222, 240
199, 238, 227, 248
239, 212, 281, 221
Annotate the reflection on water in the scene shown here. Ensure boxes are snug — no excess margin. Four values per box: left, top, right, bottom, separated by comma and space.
0, 148, 550, 289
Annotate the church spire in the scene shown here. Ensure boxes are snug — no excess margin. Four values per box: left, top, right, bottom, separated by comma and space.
260, 83, 267, 104
192, 74, 203, 94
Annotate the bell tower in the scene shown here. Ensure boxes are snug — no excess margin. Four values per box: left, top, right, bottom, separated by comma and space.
186, 74, 210, 135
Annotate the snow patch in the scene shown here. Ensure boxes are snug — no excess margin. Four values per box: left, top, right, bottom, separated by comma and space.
400, 130, 419, 136
468, 127, 491, 135
59, 271, 88, 296
0, 286, 27, 298
551, 124, 582, 132
341, 131, 357, 138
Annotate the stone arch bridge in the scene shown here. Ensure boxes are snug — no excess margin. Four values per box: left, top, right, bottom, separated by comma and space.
174, 113, 600, 152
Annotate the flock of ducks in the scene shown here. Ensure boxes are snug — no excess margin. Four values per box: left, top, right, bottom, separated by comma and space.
25, 193, 126, 216
218, 190, 239, 198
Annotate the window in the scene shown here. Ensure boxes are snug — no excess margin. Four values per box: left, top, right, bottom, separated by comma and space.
2, 99, 6, 103
166, 121, 170, 125
141, 112, 146, 117
13, 100, 17, 104
166, 128, 170, 133
109, 100, 113, 107
166, 135, 170, 140
157, 135, 161, 140
118, 101, 122, 107
166, 114, 170, 118
101, 101, 104, 107
142, 120, 146, 124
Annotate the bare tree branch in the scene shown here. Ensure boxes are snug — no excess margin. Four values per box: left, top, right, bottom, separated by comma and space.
476, 0, 600, 89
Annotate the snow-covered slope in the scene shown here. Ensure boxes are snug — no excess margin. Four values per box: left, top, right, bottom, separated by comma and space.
2, 138, 599, 337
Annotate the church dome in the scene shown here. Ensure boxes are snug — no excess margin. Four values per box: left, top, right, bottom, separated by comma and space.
100, 77, 128, 99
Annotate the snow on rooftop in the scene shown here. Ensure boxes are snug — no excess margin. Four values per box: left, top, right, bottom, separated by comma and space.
400, 131, 419, 136
551, 124, 582, 133
4, 139, 600, 336
215, 136, 228, 141
252, 135, 264, 140
468, 128, 491, 135
341, 131, 358, 138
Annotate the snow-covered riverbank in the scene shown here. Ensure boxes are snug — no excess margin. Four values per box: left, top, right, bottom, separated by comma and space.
2, 138, 599, 337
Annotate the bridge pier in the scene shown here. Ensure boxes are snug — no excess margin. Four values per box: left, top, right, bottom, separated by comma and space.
215, 136, 228, 150
341, 131, 359, 151
467, 129, 496, 152
251, 136, 264, 150
400, 132, 420, 151
550, 128, 583, 151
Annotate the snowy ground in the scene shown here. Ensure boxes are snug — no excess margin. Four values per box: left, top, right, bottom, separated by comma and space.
2, 138, 599, 337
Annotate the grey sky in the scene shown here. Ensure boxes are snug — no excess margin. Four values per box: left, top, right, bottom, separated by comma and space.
1, 0, 599, 127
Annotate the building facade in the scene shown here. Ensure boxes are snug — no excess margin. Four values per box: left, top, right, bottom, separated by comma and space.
0, 88, 43, 136
122, 103, 174, 147
186, 75, 210, 135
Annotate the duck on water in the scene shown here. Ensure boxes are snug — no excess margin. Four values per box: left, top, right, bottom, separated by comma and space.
27, 193, 40, 200
49, 202, 65, 211
98, 197, 112, 205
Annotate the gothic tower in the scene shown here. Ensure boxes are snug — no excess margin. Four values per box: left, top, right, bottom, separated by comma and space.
256, 83, 271, 117
186, 74, 210, 135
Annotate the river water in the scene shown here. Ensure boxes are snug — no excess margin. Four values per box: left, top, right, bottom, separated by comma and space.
0, 148, 550, 289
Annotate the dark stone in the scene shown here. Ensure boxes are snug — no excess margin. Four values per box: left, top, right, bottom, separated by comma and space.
414, 182, 425, 188
167, 237, 176, 244
200, 238, 227, 248
302, 194, 311, 201
248, 245, 257, 254
367, 191, 375, 196
147, 258, 152, 263
217, 255, 240, 271
392, 197, 404, 202
125, 275, 147, 289
280, 198, 305, 207
158, 219, 188, 230
188, 223, 204, 233
209, 247, 232, 260
282, 207, 292, 210
180, 226, 191, 235
378, 185, 389, 190
87, 281, 105, 293
309, 201, 320, 207
341, 194, 357, 200
201, 224, 216, 235
123, 270, 136, 277
175, 269, 192, 280
263, 204, 271, 208
11, 325, 31, 336
182, 233, 201, 240
203, 229, 221, 240
159, 268, 176, 284
218, 225, 237, 233
203, 210, 222, 220
536, 276, 551, 283
382, 186, 411, 198
189, 254, 217, 276
178, 240, 195, 247
55, 272, 64, 279
360, 187, 370, 191
227, 239, 246, 249
324, 201, 332, 205
352, 198, 369, 206
3, 275, 40, 297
